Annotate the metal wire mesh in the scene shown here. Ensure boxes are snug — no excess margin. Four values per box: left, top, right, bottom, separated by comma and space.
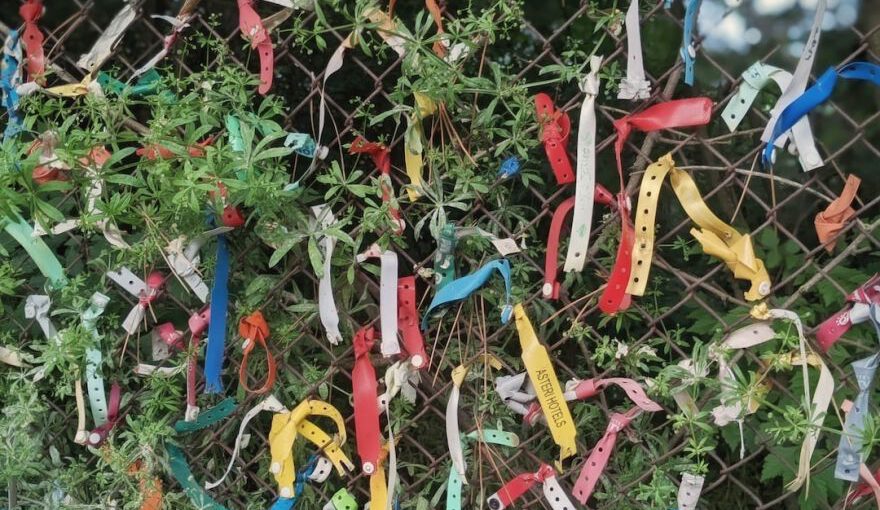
2, 0, 880, 509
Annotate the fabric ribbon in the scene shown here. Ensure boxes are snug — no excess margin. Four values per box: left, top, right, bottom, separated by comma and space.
422, 259, 513, 329
487, 463, 576, 510
1, 30, 24, 140
627, 153, 771, 302
19, 0, 45, 85
534, 93, 574, 184
835, 304, 880, 481
544, 186, 614, 299
572, 407, 641, 504
721, 61, 821, 172
2, 213, 66, 289
764, 62, 880, 166
602, 97, 712, 314
815, 174, 860, 253
76, 2, 139, 73
680, 0, 702, 86
563, 55, 604, 276
446, 356, 503, 485
353, 325, 382, 475
397, 276, 427, 368
513, 304, 577, 464
618, 2, 650, 100
238, 311, 277, 395
205, 394, 287, 490
403, 92, 437, 201
349, 136, 404, 233
106, 268, 165, 335
268, 398, 353, 496
357, 244, 400, 357
312, 204, 343, 344
760, 0, 826, 159
816, 274, 879, 351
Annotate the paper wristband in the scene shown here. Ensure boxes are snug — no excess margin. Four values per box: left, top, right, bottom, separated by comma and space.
3, 213, 66, 289
602, 97, 712, 314
422, 259, 513, 330
626, 153, 771, 301
534, 93, 574, 184
618, 1, 650, 100
238, 311, 277, 395
204, 232, 230, 394
721, 61, 821, 172
487, 464, 575, 510
564, 55, 603, 274
513, 304, 577, 463
356, 245, 400, 356
815, 174, 860, 253
763, 62, 880, 166
312, 205, 343, 345
816, 274, 880, 351
760, 0, 826, 148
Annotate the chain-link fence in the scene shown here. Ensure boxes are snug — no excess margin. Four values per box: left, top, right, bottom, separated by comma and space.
2, 0, 880, 509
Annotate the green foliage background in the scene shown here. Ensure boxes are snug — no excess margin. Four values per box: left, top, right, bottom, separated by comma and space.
0, 0, 879, 509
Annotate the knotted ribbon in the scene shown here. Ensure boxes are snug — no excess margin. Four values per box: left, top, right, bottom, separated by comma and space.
350, 136, 404, 234
106, 268, 165, 335
238, 311, 277, 395
815, 174, 860, 253
618, 2, 650, 100
816, 274, 880, 352
572, 407, 642, 504
312, 204, 343, 345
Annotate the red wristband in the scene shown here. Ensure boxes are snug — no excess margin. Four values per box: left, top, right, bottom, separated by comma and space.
238, 311, 277, 395
534, 93, 574, 184
88, 383, 122, 447
397, 276, 427, 368
237, 0, 274, 95
353, 325, 382, 475
543, 185, 615, 299
572, 408, 639, 504
350, 136, 404, 234
19, 0, 46, 85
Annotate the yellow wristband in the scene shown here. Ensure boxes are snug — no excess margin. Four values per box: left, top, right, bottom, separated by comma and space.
513, 304, 577, 465
627, 153, 771, 301
403, 92, 437, 201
